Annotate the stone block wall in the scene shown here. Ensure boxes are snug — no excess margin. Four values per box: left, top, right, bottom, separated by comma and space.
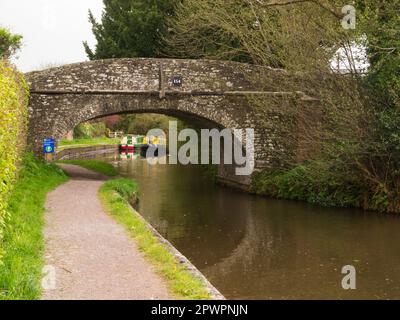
26, 58, 314, 187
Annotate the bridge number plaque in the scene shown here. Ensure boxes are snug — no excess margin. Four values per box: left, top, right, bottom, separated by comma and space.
43, 138, 55, 154
172, 76, 183, 87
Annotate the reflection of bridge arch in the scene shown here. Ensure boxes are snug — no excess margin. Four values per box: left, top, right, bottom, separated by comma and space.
203, 212, 265, 276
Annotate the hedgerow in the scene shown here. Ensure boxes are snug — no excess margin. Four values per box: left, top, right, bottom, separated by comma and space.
0, 60, 29, 261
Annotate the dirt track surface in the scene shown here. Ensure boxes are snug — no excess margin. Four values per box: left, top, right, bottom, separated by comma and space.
42, 164, 172, 300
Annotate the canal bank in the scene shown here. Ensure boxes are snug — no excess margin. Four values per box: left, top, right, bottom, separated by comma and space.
55, 144, 119, 161
106, 153, 400, 300
47, 146, 400, 299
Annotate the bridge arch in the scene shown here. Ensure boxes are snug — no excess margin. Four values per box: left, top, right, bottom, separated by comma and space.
26, 58, 312, 188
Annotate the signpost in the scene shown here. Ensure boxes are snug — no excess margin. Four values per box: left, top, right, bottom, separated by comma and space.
43, 138, 55, 161
172, 76, 183, 87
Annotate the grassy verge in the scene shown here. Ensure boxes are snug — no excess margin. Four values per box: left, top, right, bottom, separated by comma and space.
57, 160, 118, 177
99, 179, 212, 300
58, 137, 119, 150
0, 153, 68, 300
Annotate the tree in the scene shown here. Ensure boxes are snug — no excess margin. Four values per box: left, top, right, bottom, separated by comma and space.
357, 0, 400, 109
0, 27, 22, 59
164, 0, 400, 212
113, 114, 173, 135
84, 0, 179, 60
162, 0, 351, 67
162, 0, 254, 63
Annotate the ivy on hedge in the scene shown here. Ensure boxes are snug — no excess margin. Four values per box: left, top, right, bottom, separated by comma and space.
0, 60, 29, 259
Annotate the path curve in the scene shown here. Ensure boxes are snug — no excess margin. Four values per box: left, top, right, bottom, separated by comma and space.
43, 164, 172, 300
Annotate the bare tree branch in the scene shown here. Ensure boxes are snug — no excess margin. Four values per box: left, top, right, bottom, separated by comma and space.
252, 0, 344, 19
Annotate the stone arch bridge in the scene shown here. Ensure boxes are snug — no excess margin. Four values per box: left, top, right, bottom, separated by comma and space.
26, 58, 316, 188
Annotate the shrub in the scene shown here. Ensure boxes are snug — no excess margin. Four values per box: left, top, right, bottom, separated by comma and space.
0, 28, 22, 59
251, 159, 369, 210
73, 122, 107, 139
0, 60, 29, 259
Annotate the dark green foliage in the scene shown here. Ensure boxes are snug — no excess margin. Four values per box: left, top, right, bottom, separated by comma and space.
251, 151, 398, 213
84, 0, 179, 59
162, 0, 254, 63
353, 0, 400, 212
357, 0, 400, 109
73, 122, 107, 139
251, 161, 367, 209
112, 114, 183, 136
295, 2, 400, 213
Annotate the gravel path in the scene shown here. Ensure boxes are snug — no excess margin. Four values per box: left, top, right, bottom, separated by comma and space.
42, 164, 172, 300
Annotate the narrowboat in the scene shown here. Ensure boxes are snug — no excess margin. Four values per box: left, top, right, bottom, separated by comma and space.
140, 136, 167, 157
119, 135, 145, 152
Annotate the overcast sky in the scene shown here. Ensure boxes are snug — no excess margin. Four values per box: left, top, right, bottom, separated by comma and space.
0, 1, 368, 74
0, 0, 104, 72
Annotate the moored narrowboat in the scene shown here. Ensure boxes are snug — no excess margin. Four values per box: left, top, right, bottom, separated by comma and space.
140, 136, 167, 157
119, 135, 145, 152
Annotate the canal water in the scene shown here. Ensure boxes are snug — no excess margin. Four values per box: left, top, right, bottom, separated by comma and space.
105, 154, 400, 299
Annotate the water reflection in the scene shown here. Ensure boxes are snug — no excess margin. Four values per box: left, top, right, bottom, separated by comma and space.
119, 151, 141, 160
107, 154, 400, 300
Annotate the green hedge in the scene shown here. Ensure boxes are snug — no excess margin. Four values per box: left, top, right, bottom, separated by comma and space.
0, 60, 29, 260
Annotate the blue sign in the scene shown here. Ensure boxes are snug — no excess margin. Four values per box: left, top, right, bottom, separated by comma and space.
43, 138, 55, 154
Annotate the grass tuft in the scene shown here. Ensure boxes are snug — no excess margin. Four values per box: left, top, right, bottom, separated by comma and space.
99, 178, 212, 300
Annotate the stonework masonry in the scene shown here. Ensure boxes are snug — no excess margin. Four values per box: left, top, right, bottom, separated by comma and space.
26, 58, 315, 188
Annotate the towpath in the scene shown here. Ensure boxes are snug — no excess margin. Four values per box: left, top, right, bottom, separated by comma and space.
43, 164, 172, 300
